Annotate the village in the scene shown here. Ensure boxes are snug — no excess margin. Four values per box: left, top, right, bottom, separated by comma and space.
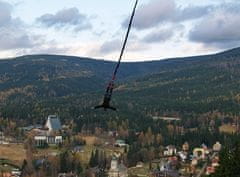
0, 114, 224, 177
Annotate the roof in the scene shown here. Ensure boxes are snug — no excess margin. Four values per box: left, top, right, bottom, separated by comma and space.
22, 124, 43, 131
46, 115, 61, 131
22, 125, 34, 131
72, 146, 84, 152
116, 139, 125, 144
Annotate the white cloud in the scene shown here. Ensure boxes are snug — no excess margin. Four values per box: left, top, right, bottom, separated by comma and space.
0, 1, 38, 51
99, 39, 122, 54
142, 28, 174, 43
37, 7, 92, 31
17, 44, 70, 56
96, 37, 148, 55
0, 0, 238, 61
126, 0, 176, 29
0, 1, 12, 26
122, 0, 211, 30
189, 3, 240, 48
0, 1, 75, 56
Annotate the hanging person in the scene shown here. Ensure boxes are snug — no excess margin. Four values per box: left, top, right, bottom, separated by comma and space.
94, 0, 139, 111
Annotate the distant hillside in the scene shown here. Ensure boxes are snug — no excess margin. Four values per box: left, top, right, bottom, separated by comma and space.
116, 47, 240, 114
0, 47, 240, 120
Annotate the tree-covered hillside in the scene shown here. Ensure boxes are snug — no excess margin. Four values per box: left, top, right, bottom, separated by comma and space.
0, 47, 240, 122
117, 47, 240, 115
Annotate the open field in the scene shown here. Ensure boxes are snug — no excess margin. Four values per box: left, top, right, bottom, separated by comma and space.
219, 124, 237, 134
0, 144, 26, 165
35, 146, 61, 157
128, 163, 149, 177
78, 135, 98, 145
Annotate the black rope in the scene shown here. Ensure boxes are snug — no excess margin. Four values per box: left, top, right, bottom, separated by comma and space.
95, 0, 138, 110
112, 0, 138, 80
106, 0, 138, 94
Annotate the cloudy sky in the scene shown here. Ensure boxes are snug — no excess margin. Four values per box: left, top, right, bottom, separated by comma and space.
0, 0, 239, 61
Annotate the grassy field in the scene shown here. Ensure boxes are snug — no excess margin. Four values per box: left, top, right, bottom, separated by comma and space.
35, 146, 61, 157
219, 124, 237, 134
0, 135, 125, 168
0, 144, 26, 165
80, 135, 98, 145
128, 163, 149, 177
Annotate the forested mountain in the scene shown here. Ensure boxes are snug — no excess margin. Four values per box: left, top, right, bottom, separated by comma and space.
117, 47, 240, 115
0, 47, 240, 122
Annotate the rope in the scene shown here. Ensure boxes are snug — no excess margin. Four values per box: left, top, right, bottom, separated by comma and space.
105, 0, 138, 98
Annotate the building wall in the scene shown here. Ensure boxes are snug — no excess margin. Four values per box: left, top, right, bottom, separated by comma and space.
34, 135, 62, 147
45, 118, 53, 132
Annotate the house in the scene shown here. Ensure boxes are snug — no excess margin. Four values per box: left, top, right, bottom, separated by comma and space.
136, 162, 144, 168
178, 151, 187, 162
22, 125, 42, 132
159, 160, 170, 172
108, 131, 119, 137
71, 146, 85, 153
114, 140, 127, 147
164, 145, 177, 156
11, 168, 21, 176
0, 132, 9, 144
34, 135, 63, 147
211, 159, 219, 167
32, 128, 63, 147
202, 143, 210, 155
0, 163, 21, 177
1, 172, 12, 177
45, 115, 62, 132
191, 158, 198, 166
0, 131, 4, 144
193, 148, 205, 159
206, 166, 215, 175
213, 142, 222, 152
108, 156, 128, 177
182, 142, 189, 151
25, 115, 63, 147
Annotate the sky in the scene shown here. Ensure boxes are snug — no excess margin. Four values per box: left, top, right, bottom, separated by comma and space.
0, 0, 240, 61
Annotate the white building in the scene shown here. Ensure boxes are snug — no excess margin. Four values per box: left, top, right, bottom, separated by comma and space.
114, 140, 127, 147
34, 135, 63, 147
0, 131, 4, 144
193, 148, 206, 159
182, 142, 189, 151
213, 142, 222, 152
178, 151, 187, 162
33, 115, 63, 147
45, 115, 62, 132
164, 145, 177, 156
108, 157, 128, 177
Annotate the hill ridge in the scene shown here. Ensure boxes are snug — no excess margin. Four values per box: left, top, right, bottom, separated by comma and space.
0, 46, 240, 120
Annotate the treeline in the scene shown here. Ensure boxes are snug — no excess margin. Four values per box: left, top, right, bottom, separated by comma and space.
2, 49, 240, 123
21, 150, 84, 177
